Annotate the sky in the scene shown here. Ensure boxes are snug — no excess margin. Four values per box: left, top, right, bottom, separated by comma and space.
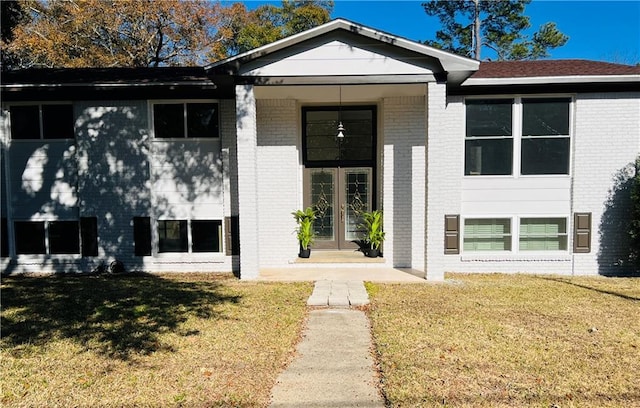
247, 1, 640, 63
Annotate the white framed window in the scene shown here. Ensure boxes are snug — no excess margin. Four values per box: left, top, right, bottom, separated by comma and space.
9, 103, 74, 140
519, 217, 568, 251
464, 97, 572, 177
463, 218, 512, 252
151, 101, 219, 139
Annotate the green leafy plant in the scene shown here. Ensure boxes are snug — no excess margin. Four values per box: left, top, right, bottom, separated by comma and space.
630, 156, 640, 269
292, 207, 316, 250
360, 210, 385, 250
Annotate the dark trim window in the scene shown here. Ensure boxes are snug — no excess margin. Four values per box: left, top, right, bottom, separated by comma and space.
302, 106, 376, 167
521, 98, 571, 175
157, 219, 222, 253
465, 99, 513, 176
10, 104, 74, 140
152, 102, 219, 139
465, 97, 571, 176
14, 220, 80, 255
158, 220, 188, 253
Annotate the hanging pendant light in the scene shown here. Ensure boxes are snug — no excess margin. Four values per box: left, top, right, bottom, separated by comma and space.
337, 85, 345, 139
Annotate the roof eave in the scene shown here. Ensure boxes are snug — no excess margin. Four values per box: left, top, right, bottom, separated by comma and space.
462, 74, 640, 86
206, 18, 479, 76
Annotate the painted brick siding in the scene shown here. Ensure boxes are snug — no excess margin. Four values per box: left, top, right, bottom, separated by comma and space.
255, 99, 300, 267
425, 84, 463, 280
572, 92, 640, 275
382, 95, 426, 270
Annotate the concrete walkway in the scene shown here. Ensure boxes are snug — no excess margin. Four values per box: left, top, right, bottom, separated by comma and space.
269, 281, 385, 407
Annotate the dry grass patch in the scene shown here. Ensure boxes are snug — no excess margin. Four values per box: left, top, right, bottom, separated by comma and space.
367, 274, 640, 408
1, 273, 312, 407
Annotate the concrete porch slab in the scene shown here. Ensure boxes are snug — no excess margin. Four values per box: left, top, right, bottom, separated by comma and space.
258, 267, 426, 282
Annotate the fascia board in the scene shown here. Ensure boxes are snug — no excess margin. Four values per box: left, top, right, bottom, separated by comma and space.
462, 74, 640, 86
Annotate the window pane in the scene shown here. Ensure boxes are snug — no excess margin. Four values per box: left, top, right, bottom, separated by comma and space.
304, 109, 374, 164
154, 104, 184, 138
521, 138, 570, 175
520, 218, 568, 251
158, 220, 187, 252
466, 99, 513, 137
464, 218, 511, 251
465, 138, 513, 175
15, 221, 46, 254
187, 103, 218, 138
522, 98, 570, 136
49, 221, 80, 254
133, 216, 152, 256
42, 105, 74, 139
10, 105, 40, 139
192, 220, 222, 252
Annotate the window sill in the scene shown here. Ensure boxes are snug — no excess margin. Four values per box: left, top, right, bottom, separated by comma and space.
461, 253, 572, 262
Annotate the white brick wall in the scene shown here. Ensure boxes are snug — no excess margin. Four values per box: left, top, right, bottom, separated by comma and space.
572, 92, 640, 275
255, 99, 300, 267
426, 91, 640, 277
382, 95, 426, 270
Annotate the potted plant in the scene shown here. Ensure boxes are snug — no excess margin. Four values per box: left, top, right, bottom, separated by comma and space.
360, 209, 385, 258
292, 207, 316, 258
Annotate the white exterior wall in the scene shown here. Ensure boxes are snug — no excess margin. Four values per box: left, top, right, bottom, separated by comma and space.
572, 92, 640, 275
382, 95, 426, 270
2, 100, 235, 274
425, 84, 464, 280
426, 91, 640, 277
255, 99, 301, 267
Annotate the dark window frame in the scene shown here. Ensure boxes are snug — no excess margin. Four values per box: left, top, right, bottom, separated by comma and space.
13, 219, 82, 255
9, 103, 75, 140
152, 101, 220, 139
464, 97, 572, 177
302, 105, 377, 168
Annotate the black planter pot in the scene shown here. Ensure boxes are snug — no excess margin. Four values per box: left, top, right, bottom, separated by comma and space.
365, 247, 380, 258
299, 245, 311, 258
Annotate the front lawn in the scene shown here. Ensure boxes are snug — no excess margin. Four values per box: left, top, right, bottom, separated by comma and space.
1, 273, 312, 407
367, 274, 640, 408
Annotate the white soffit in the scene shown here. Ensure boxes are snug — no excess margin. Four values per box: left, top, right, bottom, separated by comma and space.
240, 40, 434, 77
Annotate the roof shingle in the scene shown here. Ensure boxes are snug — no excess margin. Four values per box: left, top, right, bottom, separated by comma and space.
472, 59, 640, 79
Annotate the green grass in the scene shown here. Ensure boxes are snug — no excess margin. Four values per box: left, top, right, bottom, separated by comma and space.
1, 273, 312, 407
366, 274, 640, 408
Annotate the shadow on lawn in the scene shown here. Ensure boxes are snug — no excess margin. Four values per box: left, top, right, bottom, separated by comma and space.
0, 274, 240, 360
541, 276, 640, 302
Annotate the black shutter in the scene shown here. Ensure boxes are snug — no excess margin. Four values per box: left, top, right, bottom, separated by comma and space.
1, 218, 8, 257
225, 216, 240, 256
444, 215, 460, 254
80, 217, 98, 257
133, 217, 152, 256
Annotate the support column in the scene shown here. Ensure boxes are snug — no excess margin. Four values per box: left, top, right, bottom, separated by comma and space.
424, 82, 449, 281
235, 85, 260, 279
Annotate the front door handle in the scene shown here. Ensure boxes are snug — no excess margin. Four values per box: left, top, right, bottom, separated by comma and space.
340, 204, 345, 223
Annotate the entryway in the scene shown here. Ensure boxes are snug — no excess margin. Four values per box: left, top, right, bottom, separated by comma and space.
301, 105, 377, 250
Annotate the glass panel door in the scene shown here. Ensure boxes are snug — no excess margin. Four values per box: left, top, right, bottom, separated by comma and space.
305, 167, 372, 250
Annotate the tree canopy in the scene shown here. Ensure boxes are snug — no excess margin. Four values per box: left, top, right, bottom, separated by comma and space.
422, 0, 568, 60
1, 0, 333, 69
210, 0, 333, 60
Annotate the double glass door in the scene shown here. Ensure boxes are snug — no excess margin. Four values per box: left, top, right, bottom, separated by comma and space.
304, 168, 372, 249
302, 105, 376, 250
